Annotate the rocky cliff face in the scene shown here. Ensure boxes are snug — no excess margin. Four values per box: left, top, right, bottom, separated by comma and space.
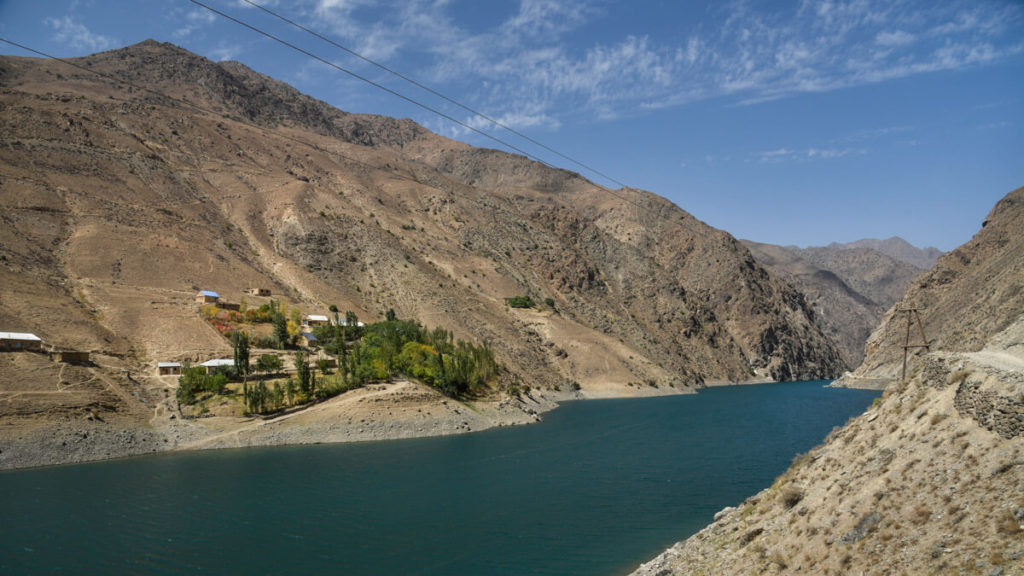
743, 240, 925, 368
0, 39, 844, 398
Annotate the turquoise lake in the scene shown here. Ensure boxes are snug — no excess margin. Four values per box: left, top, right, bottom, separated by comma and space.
0, 380, 878, 575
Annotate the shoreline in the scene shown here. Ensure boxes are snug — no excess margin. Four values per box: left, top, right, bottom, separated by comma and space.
0, 378, 696, 472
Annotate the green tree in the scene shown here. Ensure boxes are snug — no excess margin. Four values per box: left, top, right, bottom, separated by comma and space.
256, 353, 282, 376
176, 364, 204, 405
233, 331, 250, 379
385, 308, 397, 322
294, 349, 312, 397
272, 312, 288, 349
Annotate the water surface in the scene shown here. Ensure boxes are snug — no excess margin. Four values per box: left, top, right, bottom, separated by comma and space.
0, 380, 878, 575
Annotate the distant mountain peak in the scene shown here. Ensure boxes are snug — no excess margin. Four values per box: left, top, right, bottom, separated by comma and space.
830, 237, 942, 270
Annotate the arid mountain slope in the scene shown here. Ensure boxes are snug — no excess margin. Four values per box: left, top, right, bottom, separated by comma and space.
830, 236, 943, 269
839, 186, 1024, 386
0, 41, 846, 468
743, 240, 924, 368
0, 40, 843, 390
631, 187, 1024, 576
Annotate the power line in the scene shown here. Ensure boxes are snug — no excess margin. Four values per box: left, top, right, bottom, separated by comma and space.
188, 1, 552, 170
0, 37, 460, 198
0, 37, 596, 225
0, 32, 644, 214
187, 0, 643, 209
236, 0, 630, 191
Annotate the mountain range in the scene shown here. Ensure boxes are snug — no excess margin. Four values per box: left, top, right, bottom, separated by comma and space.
0, 40, 849, 467
742, 239, 930, 368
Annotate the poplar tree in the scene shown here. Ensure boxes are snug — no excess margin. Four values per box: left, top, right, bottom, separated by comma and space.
295, 350, 312, 397
233, 331, 250, 379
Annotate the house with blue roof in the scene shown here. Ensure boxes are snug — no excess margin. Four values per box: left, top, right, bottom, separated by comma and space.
195, 290, 220, 304
300, 332, 318, 346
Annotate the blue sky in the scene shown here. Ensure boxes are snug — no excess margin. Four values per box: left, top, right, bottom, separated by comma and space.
1, 0, 1021, 251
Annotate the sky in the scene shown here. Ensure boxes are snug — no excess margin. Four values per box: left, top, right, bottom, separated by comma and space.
1, 0, 1021, 251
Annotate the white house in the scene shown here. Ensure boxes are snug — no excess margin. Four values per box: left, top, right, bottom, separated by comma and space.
303, 314, 330, 328
0, 332, 43, 352
200, 358, 234, 374
157, 362, 182, 376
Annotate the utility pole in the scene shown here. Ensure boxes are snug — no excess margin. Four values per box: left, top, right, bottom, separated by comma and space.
899, 307, 930, 382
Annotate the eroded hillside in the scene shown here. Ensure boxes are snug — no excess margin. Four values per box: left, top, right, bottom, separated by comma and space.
0, 40, 844, 388
1, 40, 845, 468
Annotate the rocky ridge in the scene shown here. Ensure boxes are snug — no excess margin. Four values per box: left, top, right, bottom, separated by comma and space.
831, 236, 943, 270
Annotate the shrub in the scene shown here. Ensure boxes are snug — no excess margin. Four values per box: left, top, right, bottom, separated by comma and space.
997, 510, 1023, 535
782, 487, 804, 509
256, 354, 282, 374
505, 295, 535, 309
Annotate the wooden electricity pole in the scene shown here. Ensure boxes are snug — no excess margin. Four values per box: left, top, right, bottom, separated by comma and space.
899, 307, 930, 382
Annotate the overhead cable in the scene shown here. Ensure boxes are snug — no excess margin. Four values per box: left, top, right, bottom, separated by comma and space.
237, 0, 630, 190
188, 0, 643, 208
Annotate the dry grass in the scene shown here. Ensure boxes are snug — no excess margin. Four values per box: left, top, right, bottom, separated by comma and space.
996, 511, 1022, 536
782, 487, 805, 510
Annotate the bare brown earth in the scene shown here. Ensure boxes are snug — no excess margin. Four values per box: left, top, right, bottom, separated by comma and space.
0, 40, 844, 469
630, 187, 1024, 575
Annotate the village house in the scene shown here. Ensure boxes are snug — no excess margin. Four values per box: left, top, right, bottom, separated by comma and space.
53, 350, 90, 363
200, 358, 234, 374
218, 301, 241, 312
247, 288, 271, 297
0, 332, 44, 352
157, 362, 182, 376
303, 314, 330, 328
195, 290, 220, 304
300, 332, 318, 348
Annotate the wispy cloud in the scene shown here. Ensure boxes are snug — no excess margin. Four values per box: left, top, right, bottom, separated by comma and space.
977, 120, 1011, 130
44, 16, 116, 51
207, 44, 243, 61
756, 146, 865, 163
173, 9, 217, 39
289, 0, 1023, 128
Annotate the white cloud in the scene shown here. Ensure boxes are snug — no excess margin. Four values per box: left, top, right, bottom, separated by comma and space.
977, 121, 1010, 130
173, 9, 217, 38
876, 30, 915, 46
44, 16, 116, 51
274, 0, 1023, 127
757, 146, 864, 163
208, 44, 243, 62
